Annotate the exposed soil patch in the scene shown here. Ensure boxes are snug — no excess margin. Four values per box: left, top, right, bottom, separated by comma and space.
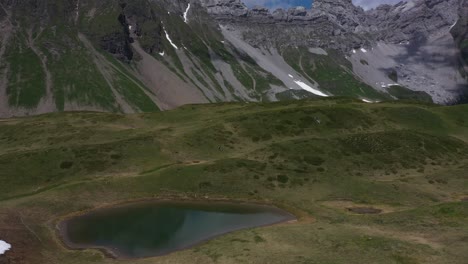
322, 200, 400, 214
461, 197, 468, 202
0, 212, 43, 264
347, 207, 382, 214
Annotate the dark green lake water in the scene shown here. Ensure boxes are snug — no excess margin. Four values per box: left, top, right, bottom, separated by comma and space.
61, 201, 294, 258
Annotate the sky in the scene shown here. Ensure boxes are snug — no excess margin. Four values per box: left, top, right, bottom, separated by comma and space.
242, 0, 404, 10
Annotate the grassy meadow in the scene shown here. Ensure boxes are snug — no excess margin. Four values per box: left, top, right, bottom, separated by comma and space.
0, 98, 467, 264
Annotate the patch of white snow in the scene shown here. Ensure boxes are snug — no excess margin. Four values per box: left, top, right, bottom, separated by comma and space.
159, 51, 165, 56
183, 4, 191, 23
360, 48, 367, 53
294, 80, 329, 97
352, 49, 357, 54
163, 26, 178, 50
288, 74, 294, 78
361, 99, 378, 103
450, 20, 458, 30
0, 240, 11, 255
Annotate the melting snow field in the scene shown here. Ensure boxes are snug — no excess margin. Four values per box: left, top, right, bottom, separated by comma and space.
163, 27, 178, 50
0, 240, 11, 255
294, 80, 329, 97
183, 4, 191, 23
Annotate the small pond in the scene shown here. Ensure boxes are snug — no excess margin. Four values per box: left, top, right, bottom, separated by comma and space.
60, 201, 295, 258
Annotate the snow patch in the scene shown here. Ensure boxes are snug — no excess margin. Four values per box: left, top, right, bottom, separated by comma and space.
294, 80, 329, 97
288, 74, 294, 78
163, 26, 178, 50
379, 82, 400, 88
0, 240, 11, 255
360, 48, 367, 53
352, 49, 357, 54
361, 99, 379, 103
128, 25, 132, 31
159, 51, 165, 56
450, 20, 458, 30
183, 4, 191, 24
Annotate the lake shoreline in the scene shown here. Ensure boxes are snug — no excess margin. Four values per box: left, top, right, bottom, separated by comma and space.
55, 197, 298, 260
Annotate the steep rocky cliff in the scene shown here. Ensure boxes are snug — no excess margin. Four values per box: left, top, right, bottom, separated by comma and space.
200, 0, 467, 103
0, 0, 466, 117
451, 0, 468, 78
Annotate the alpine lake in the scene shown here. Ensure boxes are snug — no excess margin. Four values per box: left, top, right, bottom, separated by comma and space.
60, 201, 295, 259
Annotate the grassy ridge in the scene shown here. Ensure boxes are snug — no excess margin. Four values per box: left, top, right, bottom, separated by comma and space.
0, 99, 467, 263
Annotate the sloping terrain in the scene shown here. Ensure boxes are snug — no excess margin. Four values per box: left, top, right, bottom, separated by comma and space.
451, 0, 468, 81
204, 0, 468, 104
0, 99, 467, 263
0, 0, 466, 117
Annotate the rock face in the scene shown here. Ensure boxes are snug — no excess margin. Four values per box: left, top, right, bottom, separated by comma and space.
452, 0, 468, 77
198, 0, 372, 51
368, 0, 458, 43
200, 0, 460, 49
198, 0, 467, 103
201, 0, 248, 17
0, 0, 466, 117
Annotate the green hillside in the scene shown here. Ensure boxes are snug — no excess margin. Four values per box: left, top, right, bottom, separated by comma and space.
0, 99, 467, 263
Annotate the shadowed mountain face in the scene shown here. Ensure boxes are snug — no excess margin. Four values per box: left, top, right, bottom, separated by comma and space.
0, 0, 466, 117
452, 0, 468, 76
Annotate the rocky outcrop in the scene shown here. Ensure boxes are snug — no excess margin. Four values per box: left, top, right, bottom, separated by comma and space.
368, 0, 459, 43
99, 11, 134, 62
200, 0, 249, 18
451, 0, 468, 78
198, 0, 373, 51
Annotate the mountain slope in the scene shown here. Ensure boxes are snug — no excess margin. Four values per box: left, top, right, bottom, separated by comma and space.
451, 0, 468, 79
0, 0, 467, 117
